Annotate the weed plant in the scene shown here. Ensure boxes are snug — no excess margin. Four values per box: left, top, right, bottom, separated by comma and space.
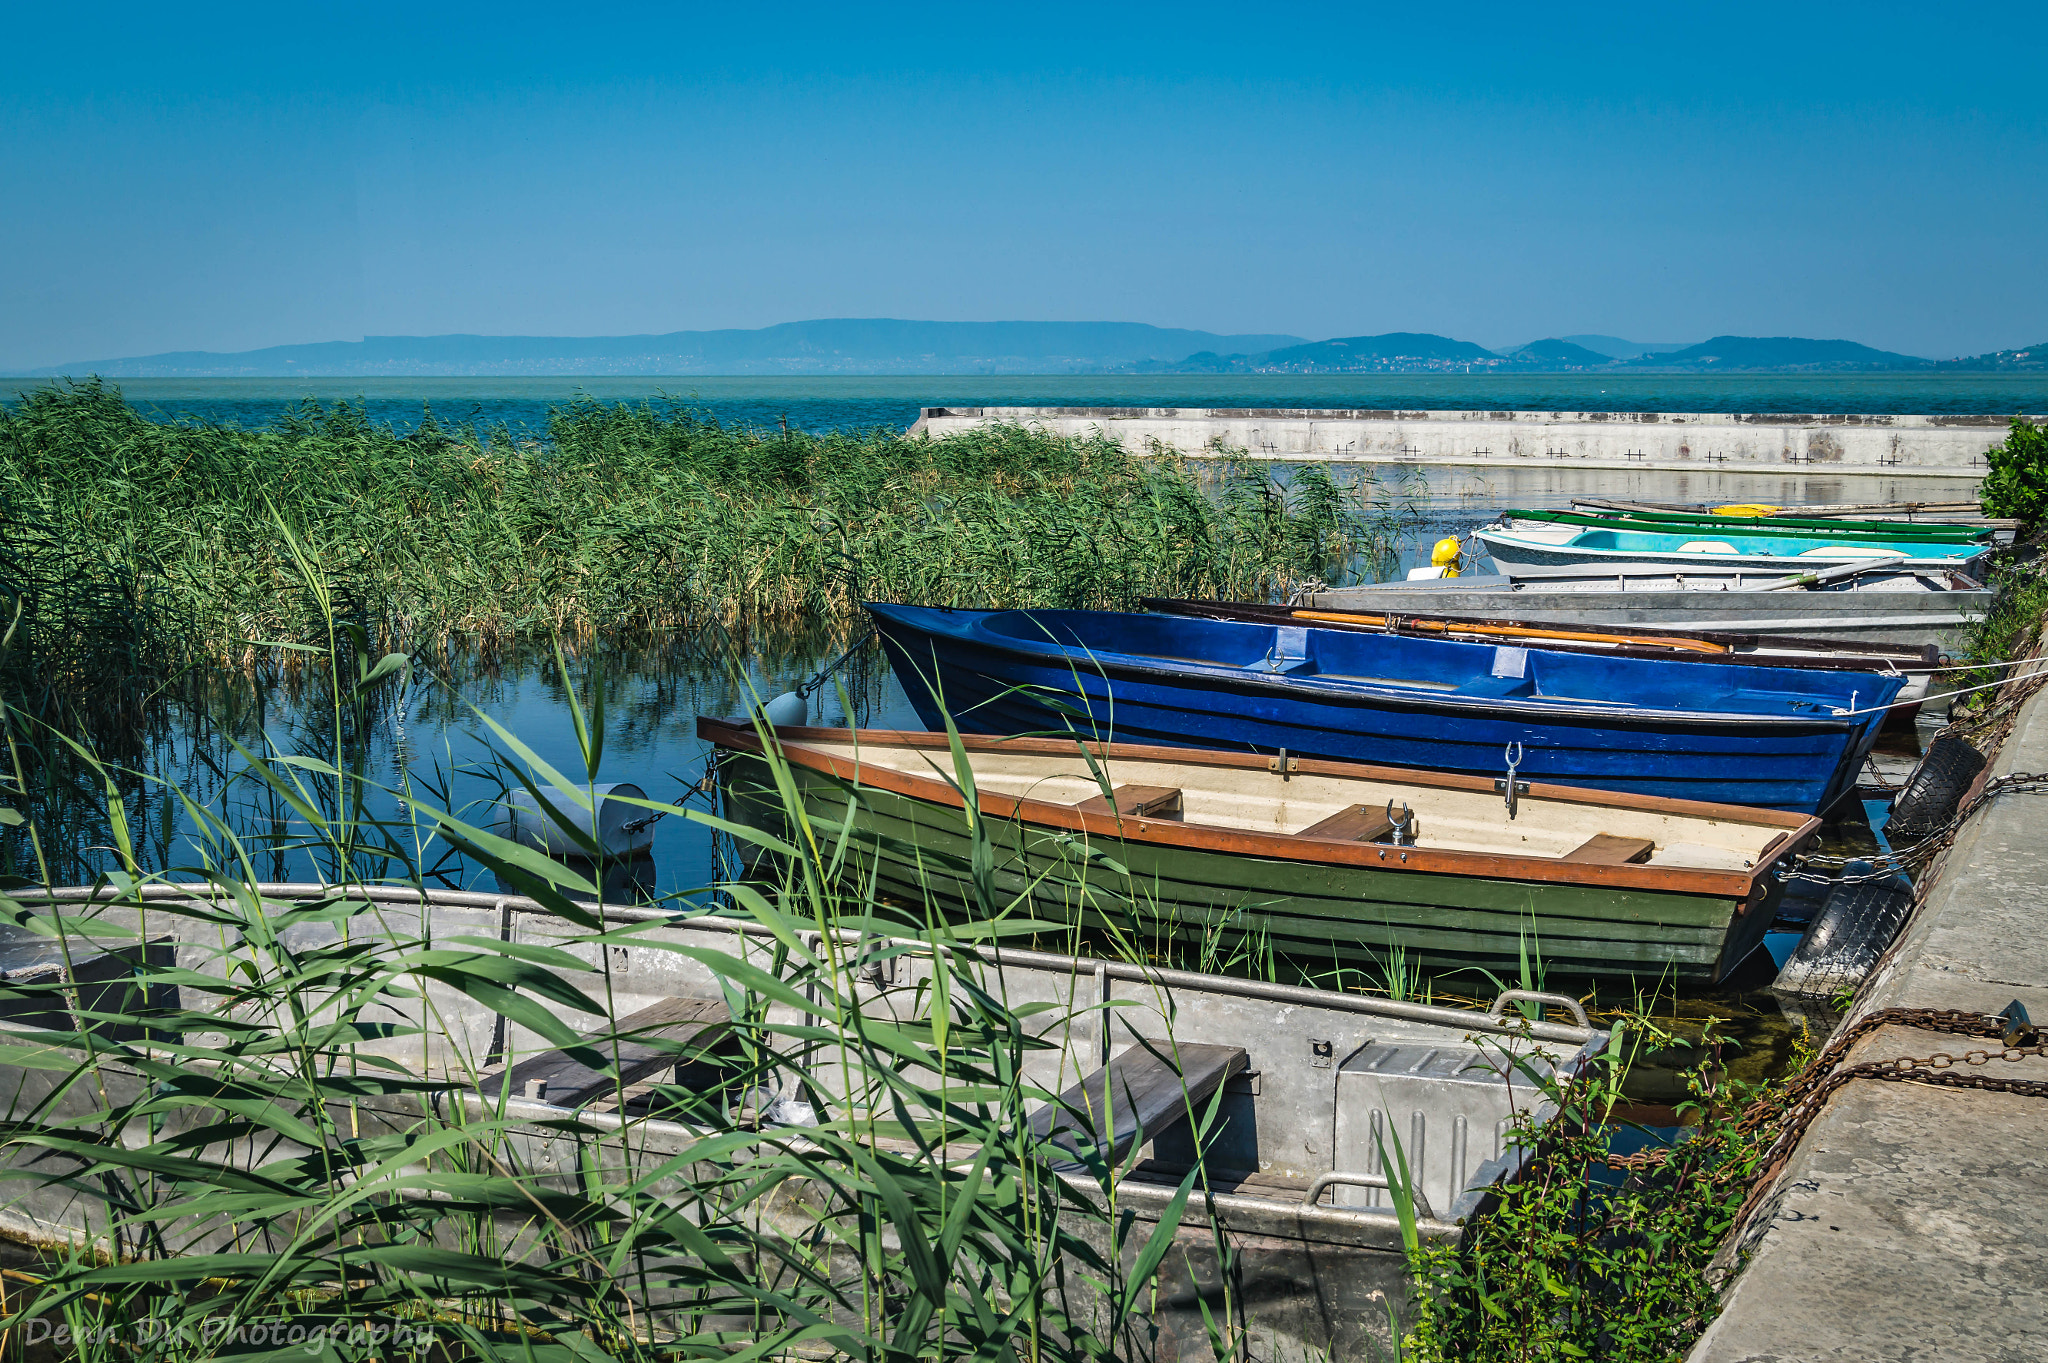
1400, 1016, 1803, 1363
1957, 555, 2048, 694
1979, 415, 2048, 525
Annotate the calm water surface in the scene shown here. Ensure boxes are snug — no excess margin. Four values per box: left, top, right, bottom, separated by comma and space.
6, 373, 2044, 436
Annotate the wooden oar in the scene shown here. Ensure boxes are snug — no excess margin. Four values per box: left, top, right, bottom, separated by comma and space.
1288, 610, 1731, 654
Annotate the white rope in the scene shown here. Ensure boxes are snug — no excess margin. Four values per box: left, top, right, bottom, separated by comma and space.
1911, 655, 2042, 675
1829, 664, 2048, 717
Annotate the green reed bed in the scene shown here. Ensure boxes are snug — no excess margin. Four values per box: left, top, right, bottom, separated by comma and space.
0, 380, 1411, 707
0, 642, 1239, 1362
0, 623, 1816, 1362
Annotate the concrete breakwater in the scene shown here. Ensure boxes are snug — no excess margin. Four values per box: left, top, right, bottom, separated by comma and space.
1689, 653, 2048, 1362
910, 406, 2031, 492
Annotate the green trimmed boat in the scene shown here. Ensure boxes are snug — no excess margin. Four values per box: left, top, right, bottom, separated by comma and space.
701, 720, 1819, 982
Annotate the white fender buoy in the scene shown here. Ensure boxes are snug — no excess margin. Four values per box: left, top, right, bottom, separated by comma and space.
759, 690, 808, 728
496, 782, 654, 858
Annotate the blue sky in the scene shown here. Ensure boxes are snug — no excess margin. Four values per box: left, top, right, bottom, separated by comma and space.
3, 1, 2043, 368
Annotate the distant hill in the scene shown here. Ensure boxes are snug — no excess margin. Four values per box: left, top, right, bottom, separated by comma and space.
1134, 332, 1506, 375
1505, 338, 1613, 367
26, 320, 1308, 378
1629, 335, 1930, 371
1146, 330, 2029, 375
1936, 341, 2047, 372
1256, 332, 1498, 370
1560, 334, 1693, 359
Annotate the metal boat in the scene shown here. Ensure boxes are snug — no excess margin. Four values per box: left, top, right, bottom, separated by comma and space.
0, 882, 1608, 1362
705, 720, 1817, 981
867, 603, 1904, 813
1307, 571, 1989, 649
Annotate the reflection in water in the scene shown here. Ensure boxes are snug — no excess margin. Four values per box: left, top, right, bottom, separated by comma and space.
10, 625, 920, 898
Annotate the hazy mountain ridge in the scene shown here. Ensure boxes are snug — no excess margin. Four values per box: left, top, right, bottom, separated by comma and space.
1136, 332, 2036, 374
27, 320, 1307, 378
1123, 332, 1947, 374
19, 320, 2039, 378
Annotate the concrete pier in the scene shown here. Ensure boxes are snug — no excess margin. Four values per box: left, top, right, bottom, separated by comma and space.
1689, 655, 2048, 1362
910, 408, 2025, 505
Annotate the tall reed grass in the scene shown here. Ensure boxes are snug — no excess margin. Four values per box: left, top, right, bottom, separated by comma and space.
0, 633, 1226, 1361
1, 380, 1415, 700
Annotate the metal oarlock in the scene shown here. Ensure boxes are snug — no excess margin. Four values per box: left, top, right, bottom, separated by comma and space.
1384, 800, 1415, 846
1496, 741, 1530, 820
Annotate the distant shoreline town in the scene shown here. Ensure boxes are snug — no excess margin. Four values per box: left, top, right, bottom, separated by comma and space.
15, 319, 2043, 380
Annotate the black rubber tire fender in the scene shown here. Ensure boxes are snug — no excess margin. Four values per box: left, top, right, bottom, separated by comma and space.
1886, 734, 1986, 843
1773, 875, 1917, 1000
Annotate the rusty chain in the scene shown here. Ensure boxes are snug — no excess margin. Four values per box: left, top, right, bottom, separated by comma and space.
1781, 770, 2048, 886
1600, 1006, 2048, 1186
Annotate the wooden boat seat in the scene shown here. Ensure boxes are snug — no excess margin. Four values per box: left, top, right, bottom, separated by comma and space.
479, 995, 733, 1109
1296, 804, 1399, 843
1074, 784, 1183, 820
1561, 834, 1656, 865
1029, 1041, 1248, 1168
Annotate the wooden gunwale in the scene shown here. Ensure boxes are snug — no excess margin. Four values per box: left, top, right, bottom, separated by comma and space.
698, 720, 1816, 901
1141, 599, 1939, 674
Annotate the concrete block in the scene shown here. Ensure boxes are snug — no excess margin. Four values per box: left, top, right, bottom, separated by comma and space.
1693, 665, 2048, 1360
1691, 1081, 2048, 1363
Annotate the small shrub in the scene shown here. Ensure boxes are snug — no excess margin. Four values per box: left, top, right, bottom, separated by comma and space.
1980, 416, 2048, 524
1402, 1018, 1805, 1363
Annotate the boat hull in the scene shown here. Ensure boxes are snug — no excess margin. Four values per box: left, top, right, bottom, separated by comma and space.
1, 883, 1609, 1363
1478, 526, 1987, 578
1309, 577, 1988, 648
718, 751, 1775, 981
869, 605, 1896, 813
1144, 598, 1934, 728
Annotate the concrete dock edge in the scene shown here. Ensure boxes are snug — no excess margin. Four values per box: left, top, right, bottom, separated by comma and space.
1688, 655, 2048, 1362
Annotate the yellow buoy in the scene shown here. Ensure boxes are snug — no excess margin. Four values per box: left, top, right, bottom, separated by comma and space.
1710, 504, 1779, 517
1431, 536, 1462, 578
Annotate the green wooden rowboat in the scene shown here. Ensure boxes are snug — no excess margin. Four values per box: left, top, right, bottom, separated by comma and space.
700, 720, 1819, 982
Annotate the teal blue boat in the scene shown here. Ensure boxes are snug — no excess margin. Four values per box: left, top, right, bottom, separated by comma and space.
1478, 513, 1991, 577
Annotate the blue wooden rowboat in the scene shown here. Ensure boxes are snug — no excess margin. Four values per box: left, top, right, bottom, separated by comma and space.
867, 603, 1906, 814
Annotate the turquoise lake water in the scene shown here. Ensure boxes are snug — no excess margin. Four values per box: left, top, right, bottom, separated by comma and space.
5, 372, 2044, 435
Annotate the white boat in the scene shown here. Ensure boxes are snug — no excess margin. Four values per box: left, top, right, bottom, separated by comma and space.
1312, 569, 1990, 648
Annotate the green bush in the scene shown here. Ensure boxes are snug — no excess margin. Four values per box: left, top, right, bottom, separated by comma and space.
1402, 1018, 1800, 1363
1979, 416, 2048, 523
